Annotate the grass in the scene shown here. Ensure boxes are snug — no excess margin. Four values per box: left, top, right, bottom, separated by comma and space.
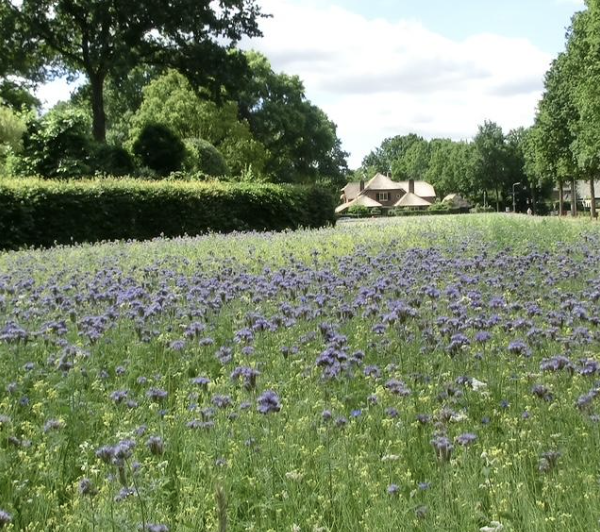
0, 214, 600, 531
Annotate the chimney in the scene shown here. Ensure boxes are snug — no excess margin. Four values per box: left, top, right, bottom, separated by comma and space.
408, 179, 415, 194
359, 179, 365, 192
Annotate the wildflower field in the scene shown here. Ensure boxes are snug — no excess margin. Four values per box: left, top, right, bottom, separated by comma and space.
2, 214, 600, 532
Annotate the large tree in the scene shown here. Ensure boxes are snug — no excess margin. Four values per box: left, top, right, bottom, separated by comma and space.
472, 121, 508, 212
361, 133, 422, 176
1, 0, 265, 142
237, 52, 348, 184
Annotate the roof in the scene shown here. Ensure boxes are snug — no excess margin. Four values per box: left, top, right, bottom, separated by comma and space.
443, 193, 470, 208
397, 180, 436, 198
366, 173, 406, 191
335, 195, 383, 213
394, 192, 433, 208
342, 182, 362, 200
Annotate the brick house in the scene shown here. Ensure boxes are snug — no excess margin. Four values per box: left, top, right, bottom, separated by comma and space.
336, 173, 436, 214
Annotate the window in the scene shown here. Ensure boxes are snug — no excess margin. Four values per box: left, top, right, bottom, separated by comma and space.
377, 192, 389, 202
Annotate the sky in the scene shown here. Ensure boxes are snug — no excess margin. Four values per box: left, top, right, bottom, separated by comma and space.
37, 0, 586, 168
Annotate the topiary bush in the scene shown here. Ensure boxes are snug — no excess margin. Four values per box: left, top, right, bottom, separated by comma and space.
184, 138, 229, 177
132, 123, 186, 176
91, 143, 135, 177
0, 178, 337, 249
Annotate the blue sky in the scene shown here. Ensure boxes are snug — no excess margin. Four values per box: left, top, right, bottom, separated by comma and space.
315, 0, 582, 55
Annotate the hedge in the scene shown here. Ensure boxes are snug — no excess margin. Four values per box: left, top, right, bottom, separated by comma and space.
0, 178, 336, 250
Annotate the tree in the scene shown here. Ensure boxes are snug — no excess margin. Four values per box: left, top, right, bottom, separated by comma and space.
472, 121, 508, 212
392, 138, 430, 180
130, 69, 268, 176
237, 52, 348, 184
570, 2, 600, 219
1, 0, 265, 142
0, 101, 27, 157
132, 123, 186, 176
361, 133, 422, 176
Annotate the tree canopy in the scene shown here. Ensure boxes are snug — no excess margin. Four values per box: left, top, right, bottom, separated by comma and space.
1, 0, 265, 141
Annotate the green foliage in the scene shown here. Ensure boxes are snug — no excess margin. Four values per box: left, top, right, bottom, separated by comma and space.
392, 138, 431, 180
0, 178, 336, 249
2, 0, 265, 141
347, 205, 372, 218
238, 52, 348, 184
132, 123, 186, 176
361, 133, 422, 175
130, 70, 268, 176
91, 143, 135, 177
0, 102, 27, 161
184, 138, 229, 177
18, 107, 93, 178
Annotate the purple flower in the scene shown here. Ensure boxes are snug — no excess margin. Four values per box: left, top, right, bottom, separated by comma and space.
455, 433, 477, 446
0, 509, 12, 527
78, 478, 97, 497
257, 390, 281, 414
146, 436, 165, 456
141, 525, 169, 532
146, 388, 168, 402
431, 436, 453, 462
387, 483, 400, 495
507, 340, 532, 357
211, 395, 233, 409
474, 331, 492, 344
230, 366, 260, 390
385, 379, 411, 397
191, 376, 210, 388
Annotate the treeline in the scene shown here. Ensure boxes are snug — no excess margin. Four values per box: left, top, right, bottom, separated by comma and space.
0, 1, 348, 187
356, 125, 549, 213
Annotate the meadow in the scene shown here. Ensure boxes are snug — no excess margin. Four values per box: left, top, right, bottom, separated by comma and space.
1, 214, 600, 531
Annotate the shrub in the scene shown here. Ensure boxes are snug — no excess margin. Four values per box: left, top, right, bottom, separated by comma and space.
132, 123, 186, 176
347, 205, 372, 218
0, 178, 336, 249
19, 107, 93, 178
91, 143, 135, 177
184, 138, 229, 177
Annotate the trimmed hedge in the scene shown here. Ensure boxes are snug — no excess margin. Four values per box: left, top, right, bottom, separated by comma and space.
0, 178, 336, 250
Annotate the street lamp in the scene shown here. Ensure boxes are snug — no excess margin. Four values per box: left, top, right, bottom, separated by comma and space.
512, 182, 521, 213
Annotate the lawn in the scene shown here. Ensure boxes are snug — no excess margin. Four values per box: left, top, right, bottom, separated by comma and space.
1, 214, 600, 531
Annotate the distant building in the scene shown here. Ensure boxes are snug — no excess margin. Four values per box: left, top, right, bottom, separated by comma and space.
555, 180, 600, 209
336, 173, 436, 214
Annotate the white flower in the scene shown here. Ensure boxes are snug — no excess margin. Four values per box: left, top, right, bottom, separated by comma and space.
472, 378, 488, 391
480, 521, 503, 532
381, 454, 400, 462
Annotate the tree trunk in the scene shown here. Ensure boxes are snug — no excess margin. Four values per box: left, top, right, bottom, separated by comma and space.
591, 178, 596, 221
494, 184, 500, 212
90, 72, 107, 143
531, 187, 537, 215
558, 182, 564, 216
571, 177, 577, 217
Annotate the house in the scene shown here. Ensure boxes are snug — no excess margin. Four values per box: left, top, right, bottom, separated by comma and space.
336, 173, 436, 214
443, 194, 471, 209
554, 180, 600, 209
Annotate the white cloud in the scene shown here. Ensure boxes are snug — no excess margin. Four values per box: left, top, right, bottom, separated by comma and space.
242, 0, 553, 167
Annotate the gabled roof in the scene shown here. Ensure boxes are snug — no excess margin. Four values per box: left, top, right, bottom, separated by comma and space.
398, 180, 436, 198
335, 195, 383, 213
366, 173, 406, 191
342, 182, 362, 199
394, 192, 432, 208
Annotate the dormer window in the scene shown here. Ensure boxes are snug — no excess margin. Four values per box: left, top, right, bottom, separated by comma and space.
376, 192, 389, 202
